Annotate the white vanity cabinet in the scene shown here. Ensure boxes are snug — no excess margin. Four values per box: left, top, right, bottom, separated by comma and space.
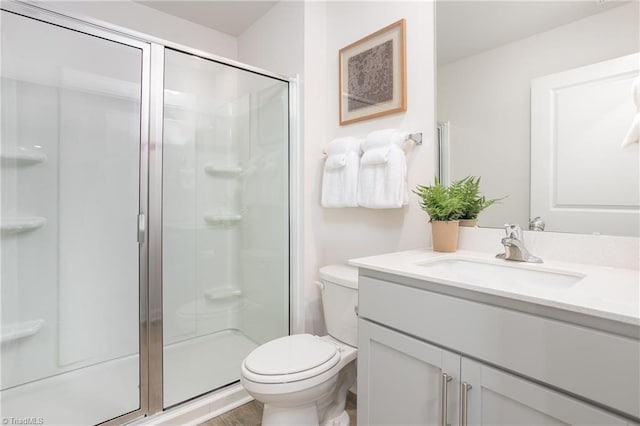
358, 319, 461, 426
357, 272, 640, 426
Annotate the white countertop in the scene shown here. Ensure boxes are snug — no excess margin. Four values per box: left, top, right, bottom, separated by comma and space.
349, 249, 640, 327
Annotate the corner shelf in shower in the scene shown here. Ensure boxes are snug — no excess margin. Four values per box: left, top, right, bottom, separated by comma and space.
1, 319, 44, 344
204, 165, 243, 176
203, 213, 242, 226
1, 147, 47, 165
204, 287, 242, 301
1, 217, 46, 235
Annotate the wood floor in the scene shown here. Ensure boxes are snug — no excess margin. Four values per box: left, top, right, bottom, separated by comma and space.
200, 392, 357, 426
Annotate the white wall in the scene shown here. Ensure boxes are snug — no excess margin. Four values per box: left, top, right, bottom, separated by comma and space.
438, 3, 639, 229
43, 0, 238, 59
237, 1, 304, 78
303, 1, 435, 334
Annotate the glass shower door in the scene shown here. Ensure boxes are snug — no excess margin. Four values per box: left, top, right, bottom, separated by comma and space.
162, 49, 290, 407
1, 10, 144, 425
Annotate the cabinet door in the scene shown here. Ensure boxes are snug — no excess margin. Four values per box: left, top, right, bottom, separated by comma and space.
358, 319, 460, 426
461, 358, 629, 426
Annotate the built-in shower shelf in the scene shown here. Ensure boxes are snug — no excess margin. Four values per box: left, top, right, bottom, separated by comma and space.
204, 165, 243, 176
1, 217, 46, 235
1, 147, 47, 165
203, 214, 242, 225
1, 319, 44, 344
204, 287, 242, 301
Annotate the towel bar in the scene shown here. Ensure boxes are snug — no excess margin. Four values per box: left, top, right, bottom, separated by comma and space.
322, 131, 423, 157
406, 132, 422, 145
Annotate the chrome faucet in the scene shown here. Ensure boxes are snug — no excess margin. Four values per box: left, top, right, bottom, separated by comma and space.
496, 224, 543, 263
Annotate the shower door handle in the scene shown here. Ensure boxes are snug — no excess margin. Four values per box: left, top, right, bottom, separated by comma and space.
137, 213, 146, 243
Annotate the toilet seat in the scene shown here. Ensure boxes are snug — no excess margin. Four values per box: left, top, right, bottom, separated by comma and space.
242, 334, 340, 384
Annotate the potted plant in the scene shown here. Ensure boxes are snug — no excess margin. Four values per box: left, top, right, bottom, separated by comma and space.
452, 176, 505, 227
413, 178, 464, 252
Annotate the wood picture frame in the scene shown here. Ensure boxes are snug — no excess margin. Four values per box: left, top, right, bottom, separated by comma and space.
339, 19, 406, 125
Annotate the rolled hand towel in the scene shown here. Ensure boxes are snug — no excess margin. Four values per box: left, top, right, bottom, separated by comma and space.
321, 137, 363, 208
622, 113, 639, 148
633, 74, 640, 112
326, 137, 362, 156
362, 129, 408, 151
357, 144, 407, 208
325, 154, 347, 169
361, 147, 390, 165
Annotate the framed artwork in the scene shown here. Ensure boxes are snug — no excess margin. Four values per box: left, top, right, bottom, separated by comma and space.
339, 19, 406, 125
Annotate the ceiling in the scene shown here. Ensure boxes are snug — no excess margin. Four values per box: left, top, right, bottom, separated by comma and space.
137, 1, 628, 59
137, 1, 277, 36
437, 1, 628, 65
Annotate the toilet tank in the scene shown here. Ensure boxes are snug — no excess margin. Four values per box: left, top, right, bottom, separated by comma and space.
318, 264, 359, 347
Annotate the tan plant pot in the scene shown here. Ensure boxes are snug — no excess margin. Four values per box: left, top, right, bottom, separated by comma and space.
431, 220, 460, 252
459, 219, 478, 227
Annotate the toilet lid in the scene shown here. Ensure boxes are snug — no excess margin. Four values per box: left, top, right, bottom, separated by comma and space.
244, 334, 338, 376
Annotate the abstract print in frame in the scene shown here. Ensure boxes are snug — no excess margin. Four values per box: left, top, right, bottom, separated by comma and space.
339, 19, 406, 125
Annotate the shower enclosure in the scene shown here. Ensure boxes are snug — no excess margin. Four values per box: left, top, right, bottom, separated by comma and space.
0, 3, 292, 425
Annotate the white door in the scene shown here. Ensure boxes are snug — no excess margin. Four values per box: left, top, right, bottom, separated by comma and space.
358, 319, 460, 426
530, 53, 639, 236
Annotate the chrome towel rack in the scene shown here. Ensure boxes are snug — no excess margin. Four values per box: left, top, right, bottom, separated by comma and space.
406, 132, 423, 145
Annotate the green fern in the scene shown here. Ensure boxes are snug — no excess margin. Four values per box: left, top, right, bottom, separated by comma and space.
451, 176, 506, 220
414, 176, 505, 222
413, 177, 464, 222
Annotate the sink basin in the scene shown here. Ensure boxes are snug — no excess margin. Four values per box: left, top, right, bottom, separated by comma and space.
416, 258, 585, 289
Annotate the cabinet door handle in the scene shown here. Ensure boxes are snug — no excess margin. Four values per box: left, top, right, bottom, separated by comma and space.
461, 381, 472, 426
441, 373, 453, 426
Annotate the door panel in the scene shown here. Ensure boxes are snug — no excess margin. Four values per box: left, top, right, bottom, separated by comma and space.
161, 48, 290, 408
358, 319, 460, 426
1, 10, 144, 425
530, 53, 640, 236
462, 358, 627, 426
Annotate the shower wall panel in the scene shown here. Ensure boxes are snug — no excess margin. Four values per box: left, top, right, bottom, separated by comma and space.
57, 88, 139, 366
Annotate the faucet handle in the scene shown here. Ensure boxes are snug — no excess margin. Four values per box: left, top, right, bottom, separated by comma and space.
503, 224, 522, 240
529, 216, 545, 231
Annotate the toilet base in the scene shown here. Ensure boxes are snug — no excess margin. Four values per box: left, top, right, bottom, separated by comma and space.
322, 409, 349, 426
262, 403, 318, 426
261, 405, 349, 426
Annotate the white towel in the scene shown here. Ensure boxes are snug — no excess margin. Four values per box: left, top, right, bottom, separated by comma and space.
632, 74, 640, 112
622, 113, 639, 148
362, 129, 408, 151
321, 137, 362, 208
358, 129, 408, 208
326, 136, 361, 156
622, 75, 640, 148
325, 154, 346, 169
362, 147, 392, 165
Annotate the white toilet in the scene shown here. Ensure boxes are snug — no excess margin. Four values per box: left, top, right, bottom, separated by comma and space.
240, 264, 358, 426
